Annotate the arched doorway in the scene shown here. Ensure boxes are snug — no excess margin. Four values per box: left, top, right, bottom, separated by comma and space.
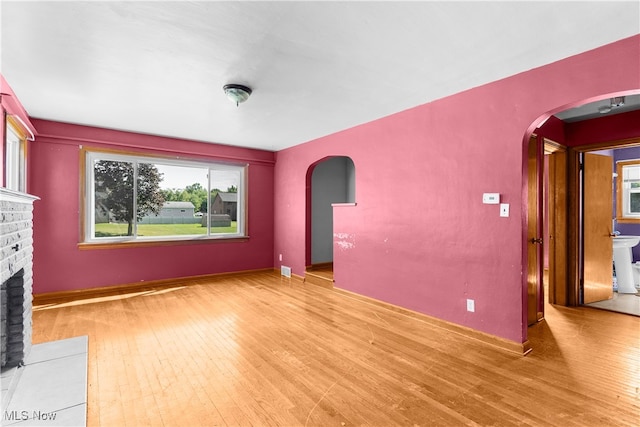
304, 156, 355, 287
525, 92, 640, 324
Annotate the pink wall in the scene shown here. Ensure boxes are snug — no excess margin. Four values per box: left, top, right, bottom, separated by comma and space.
274, 35, 640, 344
29, 119, 275, 294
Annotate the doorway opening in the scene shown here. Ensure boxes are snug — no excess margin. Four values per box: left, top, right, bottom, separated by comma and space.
578, 144, 640, 316
304, 156, 355, 288
526, 93, 640, 325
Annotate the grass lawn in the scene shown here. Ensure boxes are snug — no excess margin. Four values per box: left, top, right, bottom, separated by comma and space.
95, 222, 237, 237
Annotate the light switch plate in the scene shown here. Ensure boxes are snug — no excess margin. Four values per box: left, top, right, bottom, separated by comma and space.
466, 299, 475, 312
482, 193, 500, 204
500, 203, 510, 217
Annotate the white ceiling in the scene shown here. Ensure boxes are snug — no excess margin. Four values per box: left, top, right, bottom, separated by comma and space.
1, 1, 639, 151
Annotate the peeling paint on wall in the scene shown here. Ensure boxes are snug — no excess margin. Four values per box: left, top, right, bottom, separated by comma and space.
334, 232, 356, 250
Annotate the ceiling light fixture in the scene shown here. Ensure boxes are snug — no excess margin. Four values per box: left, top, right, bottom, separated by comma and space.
611, 96, 625, 107
598, 96, 626, 114
223, 84, 252, 107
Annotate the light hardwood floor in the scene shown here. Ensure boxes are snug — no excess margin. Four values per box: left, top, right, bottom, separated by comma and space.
33, 272, 639, 426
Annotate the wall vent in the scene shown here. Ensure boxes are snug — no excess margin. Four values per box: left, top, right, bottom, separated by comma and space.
281, 266, 292, 278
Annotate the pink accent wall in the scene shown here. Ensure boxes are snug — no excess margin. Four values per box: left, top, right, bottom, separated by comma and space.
274, 35, 640, 344
537, 116, 566, 145
566, 109, 640, 146
29, 119, 275, 294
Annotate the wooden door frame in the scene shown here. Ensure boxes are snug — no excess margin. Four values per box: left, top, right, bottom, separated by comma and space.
567, 146, 581, 306
566, 137, 640, 306
527, 135, 543, 325
526, 135, 568, 324
545, 140, 568, 306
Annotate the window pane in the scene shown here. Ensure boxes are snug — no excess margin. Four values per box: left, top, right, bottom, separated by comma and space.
5, 136, 18, 190
93, 160, 134, 237
209, 169, 240, 234
138, 163, 208, 238
630, 192, 640, 214
5, 124, 25, 192
621, 163, 640, 219
85, 151, 246, 243
624, 165, 640, 181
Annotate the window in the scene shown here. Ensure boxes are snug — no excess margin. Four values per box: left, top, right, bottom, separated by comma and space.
83, 149, 247, 244
4, 116, 29, 192
616, 160, 640, 223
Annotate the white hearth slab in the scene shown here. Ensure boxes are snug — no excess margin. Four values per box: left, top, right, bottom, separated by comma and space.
2, 336, 87, 426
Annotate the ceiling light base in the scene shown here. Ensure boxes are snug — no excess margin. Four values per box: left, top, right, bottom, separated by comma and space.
223, 84, 252, 106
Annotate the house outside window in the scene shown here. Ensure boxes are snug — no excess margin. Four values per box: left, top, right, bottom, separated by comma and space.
211, 191, 238, 220
83, 149, 247, 244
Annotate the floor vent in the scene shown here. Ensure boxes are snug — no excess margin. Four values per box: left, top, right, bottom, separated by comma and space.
281, 266, 292, 278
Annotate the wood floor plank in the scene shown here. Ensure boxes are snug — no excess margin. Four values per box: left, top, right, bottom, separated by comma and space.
32, 271, 640, 426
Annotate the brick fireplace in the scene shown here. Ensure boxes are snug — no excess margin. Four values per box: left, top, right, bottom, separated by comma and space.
1, 188, 38, 407
1, 268, 27, 367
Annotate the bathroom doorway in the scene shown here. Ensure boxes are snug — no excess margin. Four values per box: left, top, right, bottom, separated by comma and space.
558, 141, 640, 316
529, 142, 640, 320
577, 144, 640, 316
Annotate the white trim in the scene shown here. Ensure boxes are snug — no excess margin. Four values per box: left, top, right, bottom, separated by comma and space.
84, 150, 246, 243
0, 188, 39, 204
9, 114, 35, 141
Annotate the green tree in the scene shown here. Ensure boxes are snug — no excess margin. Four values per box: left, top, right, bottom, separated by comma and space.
161, 188, 182, 201
227, 185, 237, 193
185, 183, 204, 193
184, 183, 208, 212
95, 161, 165, 235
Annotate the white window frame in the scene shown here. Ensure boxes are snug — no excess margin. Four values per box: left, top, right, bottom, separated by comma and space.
616, 159, 640, 223
4, 117, 28, 192
83, 149, 247, 244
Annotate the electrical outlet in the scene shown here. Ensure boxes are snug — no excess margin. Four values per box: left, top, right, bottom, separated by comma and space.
466, 299, 475, 312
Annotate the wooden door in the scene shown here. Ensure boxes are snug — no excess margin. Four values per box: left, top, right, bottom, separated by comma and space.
583, 153, 614, 303
527, 136, 543, 325
547, 145, 568, 306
